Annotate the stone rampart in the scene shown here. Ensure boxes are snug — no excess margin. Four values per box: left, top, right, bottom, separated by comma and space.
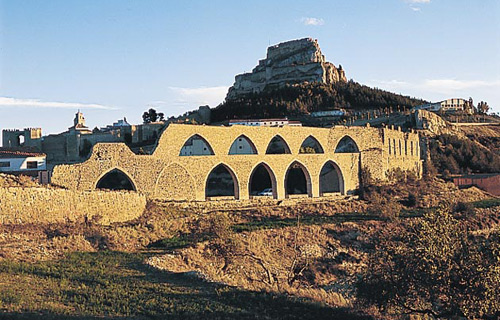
0, 187, 146, 225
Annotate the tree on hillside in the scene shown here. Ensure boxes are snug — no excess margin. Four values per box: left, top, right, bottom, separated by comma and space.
142, 108, 165, 124
356, 208, 500, 318
211, 81, 427, 122
478, 101, 490, 115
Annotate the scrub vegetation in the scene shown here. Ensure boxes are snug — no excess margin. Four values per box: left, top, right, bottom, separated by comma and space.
0, 177, 499, 319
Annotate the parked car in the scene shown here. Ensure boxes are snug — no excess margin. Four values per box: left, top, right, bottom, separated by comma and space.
257, 188, 273, 196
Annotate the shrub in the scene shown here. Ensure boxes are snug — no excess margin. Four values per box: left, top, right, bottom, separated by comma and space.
406, 193, 417, 207
357, 208, 500, 318
367, 193, 402, 220
453, 201, 476, 218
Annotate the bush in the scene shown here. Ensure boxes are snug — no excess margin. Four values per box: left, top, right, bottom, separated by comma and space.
357, 208, 500, 318
367, 193, 402, 220
453, 201, 476, 218
406, 193, 417, 207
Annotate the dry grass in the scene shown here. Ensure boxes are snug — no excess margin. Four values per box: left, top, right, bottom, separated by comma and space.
147, 220, 382, 308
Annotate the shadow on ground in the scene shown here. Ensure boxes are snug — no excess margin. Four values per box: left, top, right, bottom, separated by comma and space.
0, 251, 372, 320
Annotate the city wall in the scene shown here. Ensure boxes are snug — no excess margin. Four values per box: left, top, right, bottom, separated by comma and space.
0, 187, 146, 225
51, 124, 422, 201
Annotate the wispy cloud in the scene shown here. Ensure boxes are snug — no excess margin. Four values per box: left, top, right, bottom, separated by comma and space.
404, 0, 430, 12
422, 79, 500, 94
149, 86, 229, 116
0, 97, 117, 110
300, 17, 325, 26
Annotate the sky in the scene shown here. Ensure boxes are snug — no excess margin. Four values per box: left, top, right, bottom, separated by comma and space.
1, 0, 499, 139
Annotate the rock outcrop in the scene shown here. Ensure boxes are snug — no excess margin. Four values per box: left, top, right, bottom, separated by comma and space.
413, 110, 463, 137
226, 38, 346, 100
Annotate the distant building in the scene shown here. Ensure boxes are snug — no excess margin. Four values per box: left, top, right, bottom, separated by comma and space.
310, 110, 345, 117
413, 98, 473, 114
0, 149, 47, 175
101, 118, 131, 132
2, 111, 166, 164
229, 118, 302, 127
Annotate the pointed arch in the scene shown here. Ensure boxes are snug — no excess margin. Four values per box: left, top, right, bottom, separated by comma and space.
205, 164, 239, 199
266, 135, 291, 154
96, 168, 136, 191
248, 162, 277, 199
229, 135, 258, 155
155, 163, 196, 200
285, 161, 312, 197
299, 136, 324, 154
319, 161, 345, 195
335, 136, 359, 153
179, 134, 214, 156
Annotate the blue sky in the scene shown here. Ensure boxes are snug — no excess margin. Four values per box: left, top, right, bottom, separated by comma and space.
1, 0, 499, 138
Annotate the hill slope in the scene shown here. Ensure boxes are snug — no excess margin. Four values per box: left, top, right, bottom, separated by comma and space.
211, 81, 426, 122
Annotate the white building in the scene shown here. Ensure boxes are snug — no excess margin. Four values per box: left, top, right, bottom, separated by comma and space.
101, 117, 131, 132
0, 150, 47, 174
413, 98, 472, 114
229, 118, 301, 127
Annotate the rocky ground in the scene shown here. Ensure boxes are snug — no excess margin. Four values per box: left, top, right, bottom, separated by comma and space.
0, 177, 498, 319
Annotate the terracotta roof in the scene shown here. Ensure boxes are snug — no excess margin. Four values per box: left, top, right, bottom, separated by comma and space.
0, 149, 46, 159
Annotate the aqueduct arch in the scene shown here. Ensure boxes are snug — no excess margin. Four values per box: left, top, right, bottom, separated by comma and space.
248, 162, 277, 199
205, 163, 240, 199
319, 161, 344, 195
285, 161, 312, 197
96, 168, 136, 191
335, 136, 359, 153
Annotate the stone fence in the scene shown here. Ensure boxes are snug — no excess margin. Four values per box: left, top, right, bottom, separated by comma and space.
0, 187, 146, 225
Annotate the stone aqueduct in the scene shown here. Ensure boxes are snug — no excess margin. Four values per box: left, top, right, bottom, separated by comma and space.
51, 124, 423, 201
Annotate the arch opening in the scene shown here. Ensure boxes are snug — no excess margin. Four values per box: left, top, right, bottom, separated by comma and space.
205, 164, 239, 199
180, 134, 214, 156
96, 169, 135, 191
299, 136, 324, 154
285, 162, 311, 197
229, 135, 257, 155
249, 163, 277, 198
266, 136, 291, 154
319, 161, 344, 195
335, 136, 359, 153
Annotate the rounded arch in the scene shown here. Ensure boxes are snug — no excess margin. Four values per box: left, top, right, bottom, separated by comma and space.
248, 162, 278, 199
319, 160, 345, 195
229, 135, 258, 155
299, 136, 324, 154
205, 163, 240, 199
266, 135, 291, 154
179, 134, 215, 156
284, 161, 312, 197
334, 135, 360, 153
95, 167, 137, 191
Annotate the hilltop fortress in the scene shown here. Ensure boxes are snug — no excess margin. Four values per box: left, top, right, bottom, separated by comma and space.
226, 38, 347, 100
51, 124, 422, 201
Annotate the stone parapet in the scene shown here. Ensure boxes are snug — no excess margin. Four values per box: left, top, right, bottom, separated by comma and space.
0, 187, 146, 225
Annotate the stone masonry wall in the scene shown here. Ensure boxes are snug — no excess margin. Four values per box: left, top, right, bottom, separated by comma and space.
0, 187, 146, 225
51, 124, 422, 201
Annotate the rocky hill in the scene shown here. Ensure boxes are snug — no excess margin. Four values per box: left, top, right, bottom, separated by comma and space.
226, 38, 346, 100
